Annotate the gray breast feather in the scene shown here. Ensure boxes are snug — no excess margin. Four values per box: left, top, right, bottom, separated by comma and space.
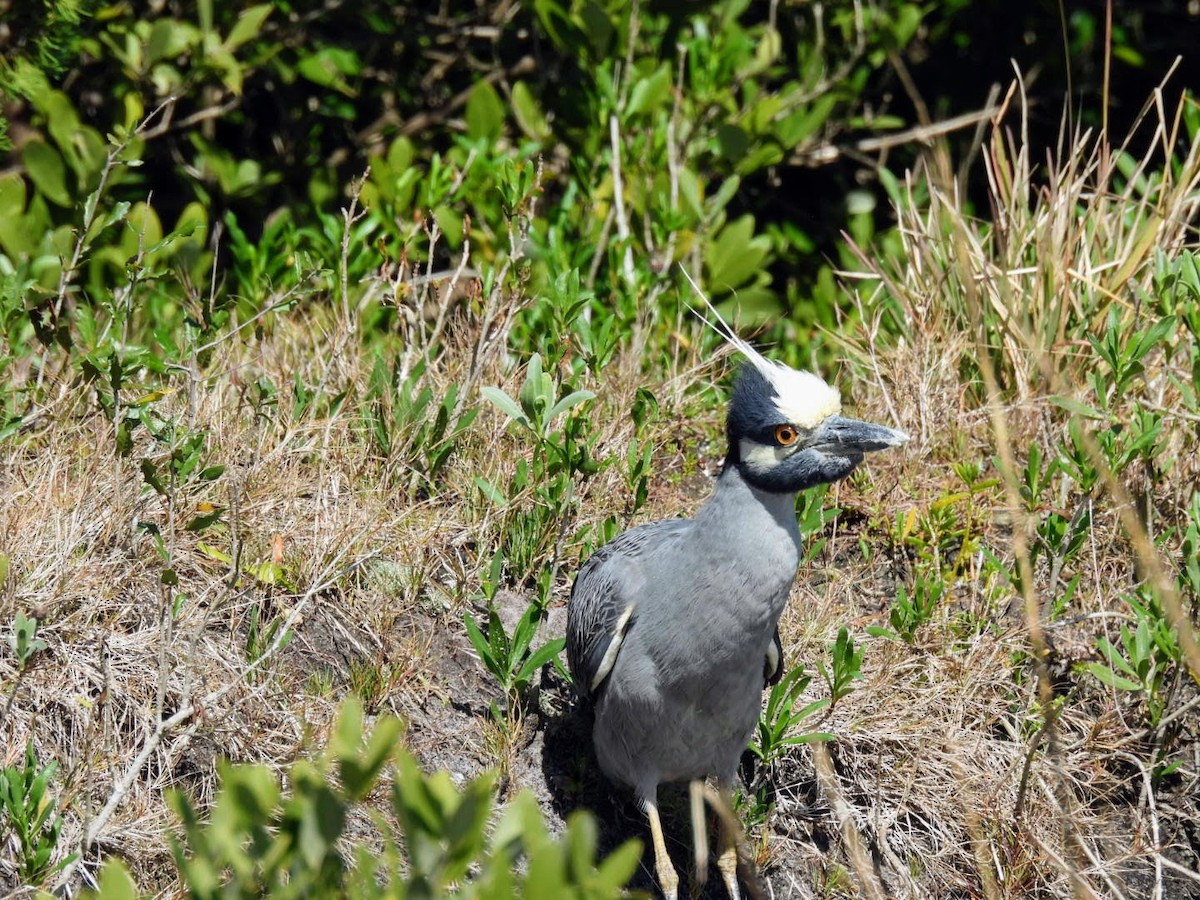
566, 519, 690, 701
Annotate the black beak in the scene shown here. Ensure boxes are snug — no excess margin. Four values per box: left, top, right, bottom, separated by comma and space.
811, 415, 910, 455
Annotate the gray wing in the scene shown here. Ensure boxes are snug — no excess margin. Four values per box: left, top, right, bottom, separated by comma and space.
566, 519, 689, 702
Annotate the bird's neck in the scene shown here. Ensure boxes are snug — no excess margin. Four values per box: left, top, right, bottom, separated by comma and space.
691, 463, 803, 624
702, 463, 802, 547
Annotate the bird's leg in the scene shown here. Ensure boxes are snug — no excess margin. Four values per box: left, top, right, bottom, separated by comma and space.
715, 806, 734, 900
644, 794, 680, 900
689, 779, 708, 895
705, 782, 750, 900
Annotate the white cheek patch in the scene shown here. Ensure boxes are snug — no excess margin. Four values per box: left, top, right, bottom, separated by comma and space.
739, 438, 800, 475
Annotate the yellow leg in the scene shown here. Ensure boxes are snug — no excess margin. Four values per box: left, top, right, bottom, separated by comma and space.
645, 795, 680, 900
716, 833, 741, 900
705, 783, 748, 900
689, 779, 708, 895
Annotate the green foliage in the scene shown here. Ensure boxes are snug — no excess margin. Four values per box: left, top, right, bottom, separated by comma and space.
868, 574, 946, 644
361, 355, 479, 493
1081, 588, 1183, 736
482, 352, 597, 440
751, 665, 832, 767
1179, 493, 1200, 605
86, 698, 637, 899
0, 0, 942, 395
818, 627, 865, 707
463, 599, 566, 713
7, 611, 47, 670
478, 351, 600, 584
795, 483, 836, 565
0, 742, 76, 885
244, 602, 293, 677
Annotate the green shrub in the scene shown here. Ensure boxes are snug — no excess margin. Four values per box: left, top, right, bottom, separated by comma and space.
85, 697, 639, 899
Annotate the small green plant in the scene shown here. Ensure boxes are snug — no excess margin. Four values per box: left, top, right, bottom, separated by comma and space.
1053, 313, 1176, 486
751, 665, 832, 768
2, 611, 48, 730
1081, 590, 1181, 733
1087, 311, 1177, 405
0, 742, 77, 886
7, 611, 47, 670
867, 573, 946, 643
464, 602, 565, 715
361, 355, 479, 493
795, 483, 836, 565
818, 627, 865, 707
347, 658, 405, 714
244, 603, 292, 678
478, 351, 600, 582
87, 698, 638, 899
481, 352, 596, 442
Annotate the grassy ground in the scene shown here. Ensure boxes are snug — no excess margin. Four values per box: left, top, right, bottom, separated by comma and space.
2, 99, 1200, 898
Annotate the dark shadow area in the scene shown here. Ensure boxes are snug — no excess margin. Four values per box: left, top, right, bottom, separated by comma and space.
539, 665, 769, 899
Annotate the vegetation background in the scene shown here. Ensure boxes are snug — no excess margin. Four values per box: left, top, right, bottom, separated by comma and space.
1, 0, 1199, 897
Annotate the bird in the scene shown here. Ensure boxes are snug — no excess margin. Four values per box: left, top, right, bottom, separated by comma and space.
566, 285, 908, 900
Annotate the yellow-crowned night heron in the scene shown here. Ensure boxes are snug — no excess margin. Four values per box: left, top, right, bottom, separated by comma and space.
566, 301, 908, 899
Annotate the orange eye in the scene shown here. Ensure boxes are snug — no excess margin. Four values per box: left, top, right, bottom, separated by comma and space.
774, 425, 799, 446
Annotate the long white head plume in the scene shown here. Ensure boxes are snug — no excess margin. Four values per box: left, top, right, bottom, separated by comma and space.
680, 267, 842, 429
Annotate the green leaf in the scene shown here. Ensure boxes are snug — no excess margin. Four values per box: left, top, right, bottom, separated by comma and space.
186, 508, 223, 532
593, 834, 641, 887
442, 774, 496, 878
464, 612, 499, 674
546, 389, 595, 421
140, 459, 167, 496
145, 19, 195, 66
225, 4, 273, 50
492, 790, 546, 856
328, 695, 364, 758
511, 81, 550, 141
0, 173, 38, 257
1048, 395, 1105, 420
85, 860, 140, 900
296, 47, 359, 96
1097, 635, 1140, 677
218, 763, 281, 830
774, 93, 837, 148
480, 386, 527, 426
578, 1, 614, 58
716, 124, 751, 162
706, 214, 770, 292
23, 141, 72, 207
518, 352, 547, 424
339, 716, 402, 801
742, 25, 782, 76
1082, 662, 1143, 692
473, 476, 506, 505
516, 637, 565, 683
466, 80, 505, 142
296, 782, 345, 868
40, 91, 107, 183
625, 64, 672, 118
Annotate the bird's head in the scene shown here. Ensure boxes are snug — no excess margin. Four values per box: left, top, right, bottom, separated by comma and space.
679, 267, 908, 494
724, 360, 908, 493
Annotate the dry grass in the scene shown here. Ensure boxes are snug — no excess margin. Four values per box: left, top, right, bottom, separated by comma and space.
2, 95, 1200, 899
